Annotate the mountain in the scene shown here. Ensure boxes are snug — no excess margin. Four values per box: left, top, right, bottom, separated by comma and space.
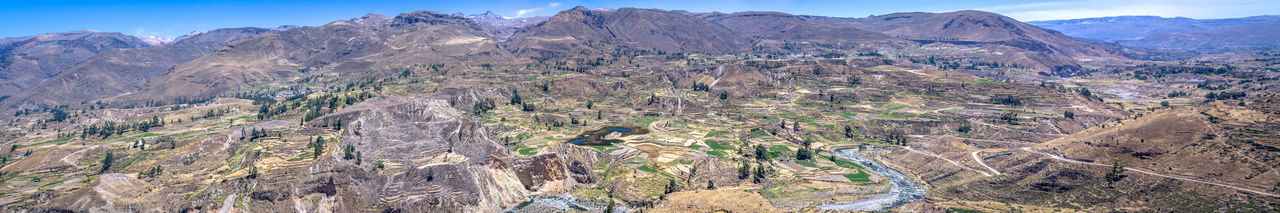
0, 31, 152, 97
1029, 15, 1280, 41
455, 11, 549, 39
1117, 21, 1280, 51
701, 11, 889, 43
844, 11, 1121, 58
507, 6, 749, 58
456, 11, 549, 29
3, 27, 278, 108
815, 10, 1127, 74
126, 10, 507, 100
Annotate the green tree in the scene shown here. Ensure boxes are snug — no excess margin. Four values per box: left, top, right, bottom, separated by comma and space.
1106, 160, 1126, 184
99, 152, 114, 174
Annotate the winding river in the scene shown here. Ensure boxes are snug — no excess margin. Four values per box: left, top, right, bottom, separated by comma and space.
506, 145, 925, 212
818, 145, 929, 211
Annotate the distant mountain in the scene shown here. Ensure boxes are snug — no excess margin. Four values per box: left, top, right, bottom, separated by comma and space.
127, 10, 507, 100
507, 6, 749, 58
1029, 15, 1280, 41
0, 31, 152, 96
454, 11, 549, 39
3, 27, 277, 108
1118, 21, 1280, 51
701, 11, 889, 43
455, 11, 548, 28
817, 10, 1127, 74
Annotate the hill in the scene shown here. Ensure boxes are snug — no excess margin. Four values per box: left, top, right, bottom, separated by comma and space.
1118, 22, 1280, 51
127, 10, 506, 100
1029, 15, 1280, 41
0, 31, 152, 96
701, 11, 889, 44
3, 28, 277, 108
507, 7, 749, 58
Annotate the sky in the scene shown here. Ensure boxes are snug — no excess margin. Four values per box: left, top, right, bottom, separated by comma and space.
1, 0, 1277, 38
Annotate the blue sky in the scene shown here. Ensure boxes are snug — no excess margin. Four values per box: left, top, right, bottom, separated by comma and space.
2, 0, 1277, 38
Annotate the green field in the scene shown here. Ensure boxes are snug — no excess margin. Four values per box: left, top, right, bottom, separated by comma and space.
843, 172, 871, 183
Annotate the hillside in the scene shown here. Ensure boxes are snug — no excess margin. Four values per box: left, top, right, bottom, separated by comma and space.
127, 10, 506, 100
702, 11, 889, 43
842, 11, 1124, 59
1118, 22, 1280, 51
0, 31, 152, 96
3, 28, 277, 109
1029, 15, 1280, 41
0, 6, 1278, 213
507, 7, 749, 58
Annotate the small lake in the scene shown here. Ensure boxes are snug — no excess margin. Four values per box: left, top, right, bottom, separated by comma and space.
566, 126, 648, 146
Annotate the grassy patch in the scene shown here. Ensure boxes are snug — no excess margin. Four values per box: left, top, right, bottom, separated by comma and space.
769, 145, 792, 152
638, 165, 659, 173
15, 137, 73, 149
706, 150, 726, 157
705, 140, 734, 150
795, 160, 817, 167
948, 208, 986, 213
841, 112, 858, 119
689, 144, 703, 149
287, 152, 314, 161
634, 117, 662, 126
886, 104, 907, 111
518, 147, 540, 156
875, 113, 911, 119
843, 172, 871, 183
831, 158, 867, 170
704, 130, 729, 138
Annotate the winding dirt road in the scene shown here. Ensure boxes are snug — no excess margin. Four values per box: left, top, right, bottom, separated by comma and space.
1021, 147, 1278, 197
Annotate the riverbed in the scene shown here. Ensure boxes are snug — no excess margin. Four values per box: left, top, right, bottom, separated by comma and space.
817, 145, 928, 211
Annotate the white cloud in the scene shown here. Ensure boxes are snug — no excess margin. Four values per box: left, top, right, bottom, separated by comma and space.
978, 0, 1280, 21
516, 2, 563, 18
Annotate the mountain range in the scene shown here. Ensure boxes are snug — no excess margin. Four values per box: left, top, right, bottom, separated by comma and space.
1, 6, 1278, 213
0, 7, 1128, 108
1030, 15, 1280, 51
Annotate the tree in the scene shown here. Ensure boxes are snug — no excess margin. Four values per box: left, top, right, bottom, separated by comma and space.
844, 125, 854, 138
1063, 111, 1075, 119
738, 161, 751, 180
1106, 160, 1126, 184
310, 137, 326, 159
1001, 111, 1019, 124
343, 144, 357, 160
99, 152, 114, 174
957, 125, 972, 133
754, 145, 769, 161
664, 179, 678, 194
707, 180, 716, 189
752, 163, 768, 184
886, 130, 907, 145
796, 147, 812, 161
247, 165, 259, 179
604, 195, 616, 213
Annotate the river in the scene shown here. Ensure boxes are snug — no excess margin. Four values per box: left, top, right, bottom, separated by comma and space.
817, 145, 929, 211
506, 145, 925, 212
